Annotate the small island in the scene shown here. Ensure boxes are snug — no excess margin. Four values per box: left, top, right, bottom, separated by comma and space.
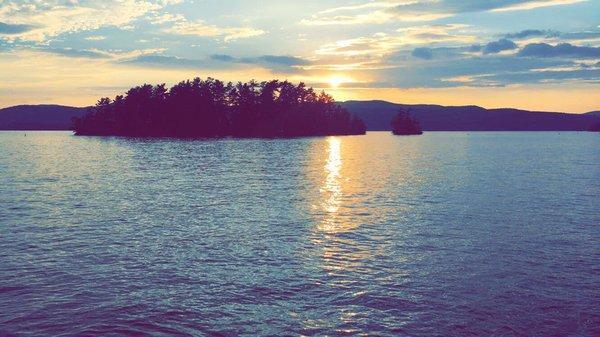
73, 78, 366, 138
391, 109, 423, 135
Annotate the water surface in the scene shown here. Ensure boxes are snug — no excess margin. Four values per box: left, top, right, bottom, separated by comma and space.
1, 131, 599, 336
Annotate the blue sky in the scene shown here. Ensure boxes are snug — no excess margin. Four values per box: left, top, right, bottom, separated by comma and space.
0, 0, 599, 111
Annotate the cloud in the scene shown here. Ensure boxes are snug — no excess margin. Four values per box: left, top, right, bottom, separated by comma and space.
250, 55, 309, 66
316, 25, 475, 58
504, 29, 558, 39
301, 1, 407, 25
304, 0, 589, 25
42, 47, 110, 59
479, 68, 600, 84
374, 38, 600, 88
0, 0, 169, 42
489, 0, 587, 12
85, 35, 106, 41
152, 13, 265, 41
483, 39, 518, 54
398, 24, 475, 44
302, 1, 448, 25
373, 54, 582, 88
421, 0, 588, 13
559, 31, 600, 41
406, 45, 475, 60
122, 53, 308, 72
307, 24, 478, 73
211, 54, 310, 72
121, 54, 205, 68
468, 45, 483, 52
1, 0, 598, 102
301, 11, 399, 26
518, 42, 600, 58
212, 54, 309, 66
0, 22, 35, 34
27, 47, 167, 61
221, 28, 265, 42
503, 29, 600, 42
211, 54, 236, 62
412, 47, 433, 59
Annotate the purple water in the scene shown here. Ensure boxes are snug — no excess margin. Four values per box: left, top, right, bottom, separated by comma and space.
1, 131, 599, 336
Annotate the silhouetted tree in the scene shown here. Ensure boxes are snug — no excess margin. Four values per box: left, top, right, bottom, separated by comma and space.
391, 108, 423, 135
73, 78, 367, 138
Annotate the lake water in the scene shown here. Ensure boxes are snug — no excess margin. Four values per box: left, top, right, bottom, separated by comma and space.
1, 131, 598, 336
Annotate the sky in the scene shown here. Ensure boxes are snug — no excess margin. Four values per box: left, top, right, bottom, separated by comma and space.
0, 0, 599, 112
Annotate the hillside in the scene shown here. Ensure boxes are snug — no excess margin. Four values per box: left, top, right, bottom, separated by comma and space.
1, 101, 598, 131
342, 101, 598, 131
0, 105, 88, 130
340, 101, 599, 131
585, 111, 600, 117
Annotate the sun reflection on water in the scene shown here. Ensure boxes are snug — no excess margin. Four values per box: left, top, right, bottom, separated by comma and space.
324, 137, 342, 214
307, 136, 374, 330
317, 137, 360, 234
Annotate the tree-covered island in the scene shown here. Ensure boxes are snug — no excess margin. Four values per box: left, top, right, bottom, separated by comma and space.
391, 109, 423, 135
73, 78, 366, 138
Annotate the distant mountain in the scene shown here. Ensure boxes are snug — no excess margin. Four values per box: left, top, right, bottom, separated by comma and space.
340, 100, 599, 131
1, 101, 598, 131
585, 111, 600, 117
0, 105, 88, 130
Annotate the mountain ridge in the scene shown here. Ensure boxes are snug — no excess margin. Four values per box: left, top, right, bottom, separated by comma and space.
1, 101, 598, 131
339, 101, 599, 131
342, 100, 595, 114
0, 105, 88, 130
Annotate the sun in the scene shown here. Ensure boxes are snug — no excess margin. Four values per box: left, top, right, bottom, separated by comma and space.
328, 75, 351, 88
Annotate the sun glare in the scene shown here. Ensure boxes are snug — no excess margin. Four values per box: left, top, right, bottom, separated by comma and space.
327, 76, 352, 88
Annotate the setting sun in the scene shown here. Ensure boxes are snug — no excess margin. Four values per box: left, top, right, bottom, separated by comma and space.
327, 75, 352, 88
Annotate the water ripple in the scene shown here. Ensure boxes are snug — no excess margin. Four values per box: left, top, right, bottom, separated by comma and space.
0, 131, 599, 336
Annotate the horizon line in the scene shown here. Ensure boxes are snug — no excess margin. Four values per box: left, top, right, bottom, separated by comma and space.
1, 100, 598, 115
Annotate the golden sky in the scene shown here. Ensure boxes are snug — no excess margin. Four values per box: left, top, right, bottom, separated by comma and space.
1, 0, 599, 112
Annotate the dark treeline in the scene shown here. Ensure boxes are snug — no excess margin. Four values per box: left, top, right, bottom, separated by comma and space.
73, 78, 366, 138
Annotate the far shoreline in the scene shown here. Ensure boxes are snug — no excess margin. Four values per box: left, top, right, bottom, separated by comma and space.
2, 129, 598, 134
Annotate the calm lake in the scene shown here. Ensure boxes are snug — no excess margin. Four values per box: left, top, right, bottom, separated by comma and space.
1, 131, 598, 336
